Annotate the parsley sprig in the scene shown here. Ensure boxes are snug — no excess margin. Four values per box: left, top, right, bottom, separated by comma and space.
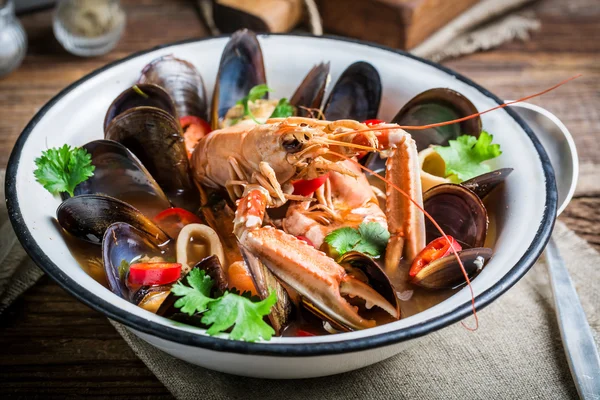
325, 222, 390, 258
171, 269, 277, 342
236, 84, 294, 124
34, 144, 95, 197
434, 131, 502, 183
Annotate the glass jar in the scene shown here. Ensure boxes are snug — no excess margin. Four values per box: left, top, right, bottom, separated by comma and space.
53, 0, 126, 57
0, 0, 27, 77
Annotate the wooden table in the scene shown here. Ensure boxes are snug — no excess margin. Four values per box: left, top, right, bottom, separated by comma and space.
1, 0, 598, 397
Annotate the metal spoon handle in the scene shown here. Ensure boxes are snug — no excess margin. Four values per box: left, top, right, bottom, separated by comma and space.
546, 236, 600, 399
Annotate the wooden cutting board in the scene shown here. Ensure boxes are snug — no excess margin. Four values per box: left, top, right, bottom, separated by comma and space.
316, 0, 479, 49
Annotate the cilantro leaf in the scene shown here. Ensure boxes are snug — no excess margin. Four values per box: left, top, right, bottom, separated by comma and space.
354, 222, 390, 256
201, 291, 277, 342
325, 222, 390, 257
325, 227, 361, 255
34, 144, 95, 197
434, 131, 502, 182
171, 269, 214, 316
269, 98, 294, 118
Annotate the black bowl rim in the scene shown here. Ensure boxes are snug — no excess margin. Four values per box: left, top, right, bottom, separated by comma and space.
5, 33, 557, 357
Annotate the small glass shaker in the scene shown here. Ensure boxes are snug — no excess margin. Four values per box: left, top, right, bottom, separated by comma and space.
0, 0, 27, 77
53, 0, 126, 57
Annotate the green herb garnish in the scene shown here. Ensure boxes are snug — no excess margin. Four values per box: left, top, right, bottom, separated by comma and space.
269, 98, 294, 118
236, 84, 294, 124
132, 85, 149, 98
325, 222, 390, 257
34, 144, 95, 197
171, 269, 277, 342
434, 131, 502, 183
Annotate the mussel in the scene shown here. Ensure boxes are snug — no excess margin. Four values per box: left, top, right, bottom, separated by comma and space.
240, 246, 292, 335
410, 247, 493, 289
61, 140, 171, 218
323, 61, 381, 121
104, 107, 200, 211
462, 168, 513, 200
423, 184, 488, 248
104, 84, 178, 130
132, 285, 172, 313
290, 62, 330, 117
211, 29, 267, 128
392, 88, 481, 151
102, 222, 172, 299
138, 55, 208, 121
57, 194, 170, 245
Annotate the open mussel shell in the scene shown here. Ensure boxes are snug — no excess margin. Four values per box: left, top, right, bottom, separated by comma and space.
290, 62, 330, 117
138, 55, 208, 121
324, 61, 381, 121
392, 88, 481, 151
240, 245, 291, 335
411, 247, 493, 289
61, 140, 170, 218
462, 168, 513, 200
338, 251, 400, 318
105, 106, 200, 211
57, 194, 170, 245
423, 184, 488, 248
132, 284, 172, 313
103, 222, 170, 299
104, 84, 177, 131
211, 29, 267, 129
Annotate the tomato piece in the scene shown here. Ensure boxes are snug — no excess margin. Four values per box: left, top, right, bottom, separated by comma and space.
364, 119, 385, 126
296, 235, 314, 247
180, 116, 211, 158
154, 207, 203, 239
292, 173, 329, 196
128, 262, 182, 286
297, 329, 316, 337
409, 236, 462, 278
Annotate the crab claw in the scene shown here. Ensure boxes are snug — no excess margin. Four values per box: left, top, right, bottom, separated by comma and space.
239, 226, 399, 330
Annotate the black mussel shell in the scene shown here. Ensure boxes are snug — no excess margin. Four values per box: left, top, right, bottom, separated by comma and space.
324, 61, 381, 121
104, 84, 177, 131
240, 245, 291, 335
423, 184, 488, 248
290, 62, 330, 117
104, 107, 200, 212
211, 29, 267, 129
103, 222, 169, 299
194, 255, 228, 296
132, 284, 172, 313
392, 88, 481, 151
411, 247, 493, 289
138, 55, 208, 121
61, 140, 170, 218
57, 194, 170, 245
337, 251, 400, 318
461, 168, 513, 200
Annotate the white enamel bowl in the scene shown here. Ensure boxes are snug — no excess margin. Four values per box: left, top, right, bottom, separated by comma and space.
6, 34, 557, 379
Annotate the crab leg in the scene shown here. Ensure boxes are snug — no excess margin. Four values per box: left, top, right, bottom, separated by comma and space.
383, 134, 426, 271
234, 187, 399, 331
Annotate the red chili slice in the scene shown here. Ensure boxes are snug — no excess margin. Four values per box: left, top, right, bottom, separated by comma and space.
180, 116, 211, 158
297, 329, 316, 337
154, 207, 203, 238
128, 262, 182, 286
363, 119, 385, 126
409, 236, 462, 278
292, 173, 329, 196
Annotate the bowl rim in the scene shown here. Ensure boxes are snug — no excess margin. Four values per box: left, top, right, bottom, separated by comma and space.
5, 33, 557, 357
